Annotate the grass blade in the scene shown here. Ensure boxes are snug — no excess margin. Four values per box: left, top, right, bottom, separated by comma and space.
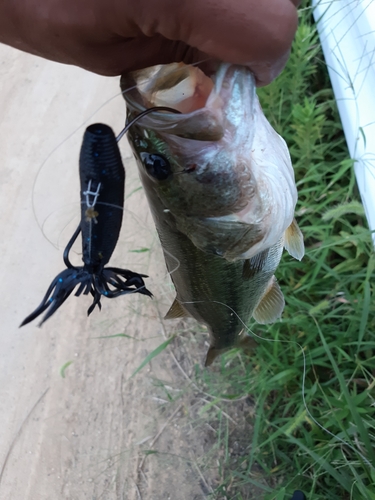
129, 336, 176, 379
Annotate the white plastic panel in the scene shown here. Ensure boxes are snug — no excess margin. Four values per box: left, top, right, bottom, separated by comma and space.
312, 0, 375, 244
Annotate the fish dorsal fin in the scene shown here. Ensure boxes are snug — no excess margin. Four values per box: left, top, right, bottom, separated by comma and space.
253, 276, 285, 324
284, 218, 304, 261
242, 249, 270, 280
164, 298, 188, 320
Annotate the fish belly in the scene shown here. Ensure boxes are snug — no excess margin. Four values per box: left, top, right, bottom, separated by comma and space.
139, 171, 274, 351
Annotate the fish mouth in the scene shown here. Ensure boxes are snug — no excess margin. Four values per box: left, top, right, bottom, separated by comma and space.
121, 63, 260, 222
129, 63, 215, 114
120, 63, 256, 142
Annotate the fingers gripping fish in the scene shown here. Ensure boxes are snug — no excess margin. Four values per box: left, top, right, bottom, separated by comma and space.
121, 63, 305, 365
21, 122, 154, 327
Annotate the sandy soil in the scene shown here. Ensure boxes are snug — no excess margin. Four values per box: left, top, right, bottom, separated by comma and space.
0, 45, 263, 500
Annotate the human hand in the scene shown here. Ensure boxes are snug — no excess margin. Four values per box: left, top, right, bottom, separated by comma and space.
1, 0, 299, 85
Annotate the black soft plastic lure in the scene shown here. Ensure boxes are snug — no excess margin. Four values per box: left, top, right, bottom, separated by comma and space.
21, 123, 153, 327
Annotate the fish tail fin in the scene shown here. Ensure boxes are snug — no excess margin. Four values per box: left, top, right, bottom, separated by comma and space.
238, 332, 258, 353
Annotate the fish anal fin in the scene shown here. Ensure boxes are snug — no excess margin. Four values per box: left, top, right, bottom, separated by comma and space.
205, 346, 224, 367
253, 276, 285, 324
164, 298, 188, 320
205, 333, 257, 366
238, 333, 258, 353
284, 218, 304, 261
242, 248, 269, 280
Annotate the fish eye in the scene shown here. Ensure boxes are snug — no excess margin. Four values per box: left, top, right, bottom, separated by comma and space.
141, 153, 172, 181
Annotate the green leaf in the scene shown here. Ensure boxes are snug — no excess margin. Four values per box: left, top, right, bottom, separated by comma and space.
315, 321, 375, 466
129, 336, 176, 379
93, 333, 139, 340
129, 247, 150, 253
60, 361, 73, 379
287, 435, 352, 492
322, 200, 365, 221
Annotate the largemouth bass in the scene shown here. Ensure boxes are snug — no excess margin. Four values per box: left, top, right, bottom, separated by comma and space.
121, 63, 304, 365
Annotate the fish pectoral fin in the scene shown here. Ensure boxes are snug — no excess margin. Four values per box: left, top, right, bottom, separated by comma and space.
164, 298, 188, 320
284, 218, 304, 261
252, 276, 285, 324
242, 249, 270, 280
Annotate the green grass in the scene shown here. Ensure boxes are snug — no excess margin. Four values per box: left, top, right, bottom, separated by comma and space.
188, 5, 375, 498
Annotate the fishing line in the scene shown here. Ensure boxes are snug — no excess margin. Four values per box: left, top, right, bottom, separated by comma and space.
32, 58, 213, 245
162, 248, 181, 276
116, 106, 181, 142
31, 90, 125, 236
40, 200, 127, 250
40, 202, 78, 250
36, 105, 181, 249
178, 297, 375, 471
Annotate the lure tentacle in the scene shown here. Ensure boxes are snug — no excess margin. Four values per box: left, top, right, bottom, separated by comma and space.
20, 265, 152, 327
21, 121, 153, 328
20, 268, 88, 326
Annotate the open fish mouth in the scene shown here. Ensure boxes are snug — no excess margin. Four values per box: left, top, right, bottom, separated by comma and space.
121, 63, 303, 262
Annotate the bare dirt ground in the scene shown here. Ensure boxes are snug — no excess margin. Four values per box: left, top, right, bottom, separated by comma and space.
0, 46, 263, 500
